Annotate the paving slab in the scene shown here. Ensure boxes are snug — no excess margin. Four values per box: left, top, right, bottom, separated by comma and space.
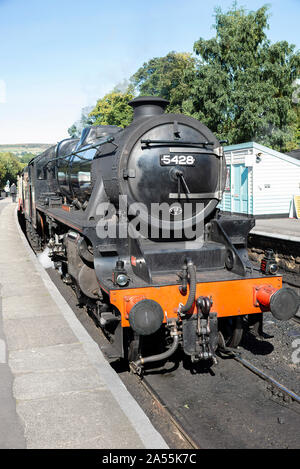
0, 270, 42, 286
0, 251, 31, 263
2, 293, 58, 320
14, 366, 106, 400
0, 259, 32, 269
3, 315, 78, 350
0, 201, 167, 449
9, 343, 93, 374
17, 389, 145, 449
0, 279, 47, 298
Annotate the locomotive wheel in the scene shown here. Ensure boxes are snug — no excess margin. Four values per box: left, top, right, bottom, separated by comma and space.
218, 315, 244, 348
26, 222, 42, 251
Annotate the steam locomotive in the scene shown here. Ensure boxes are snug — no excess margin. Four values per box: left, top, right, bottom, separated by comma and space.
18, 96, 299, 373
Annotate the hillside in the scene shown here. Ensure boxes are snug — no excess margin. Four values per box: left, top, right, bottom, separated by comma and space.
0, 143, 53, 157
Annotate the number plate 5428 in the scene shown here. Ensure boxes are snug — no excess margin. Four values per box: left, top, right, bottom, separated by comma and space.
160, 154, 195, 166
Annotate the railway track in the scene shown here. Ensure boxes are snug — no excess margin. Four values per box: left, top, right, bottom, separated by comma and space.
233, 356, 300, 405
143, 354, 300, 448
139, 377, 200, 449
137, 351, 300, 449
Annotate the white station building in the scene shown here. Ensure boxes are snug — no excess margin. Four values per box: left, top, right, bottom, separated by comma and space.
218, 142, 300, 217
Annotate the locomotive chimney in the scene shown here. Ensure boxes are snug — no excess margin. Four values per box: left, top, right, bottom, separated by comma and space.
129, 96, 169, 121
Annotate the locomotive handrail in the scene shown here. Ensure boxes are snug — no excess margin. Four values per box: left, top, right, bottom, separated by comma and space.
141, 139, 215, 149
169, 191, 222, 200
42, 135, 115, 168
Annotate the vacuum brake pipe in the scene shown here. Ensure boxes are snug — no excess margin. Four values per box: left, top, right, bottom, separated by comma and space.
131, 334, 179, 372
180, 260, 197, 313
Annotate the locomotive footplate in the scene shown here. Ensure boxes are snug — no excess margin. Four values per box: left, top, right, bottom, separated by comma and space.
182, 296, 218, 363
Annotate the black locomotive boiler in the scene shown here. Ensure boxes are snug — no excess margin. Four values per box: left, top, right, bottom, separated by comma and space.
18, 96, 299, 372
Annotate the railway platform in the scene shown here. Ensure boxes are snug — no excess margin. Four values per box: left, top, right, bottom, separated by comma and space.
251, 218, 300, 242
0, 199, 167, 449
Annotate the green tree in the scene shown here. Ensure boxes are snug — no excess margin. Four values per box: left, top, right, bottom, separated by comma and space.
131, 51, 196, 114
89, 90, 134, 128
296, 106, 300, 147
19, 153, 35, 164
292, 79, 300, 148
0, 152, 23, 189
191, 4, 300, 151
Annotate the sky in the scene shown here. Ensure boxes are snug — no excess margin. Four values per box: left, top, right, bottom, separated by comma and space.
0, 0, 299, 144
